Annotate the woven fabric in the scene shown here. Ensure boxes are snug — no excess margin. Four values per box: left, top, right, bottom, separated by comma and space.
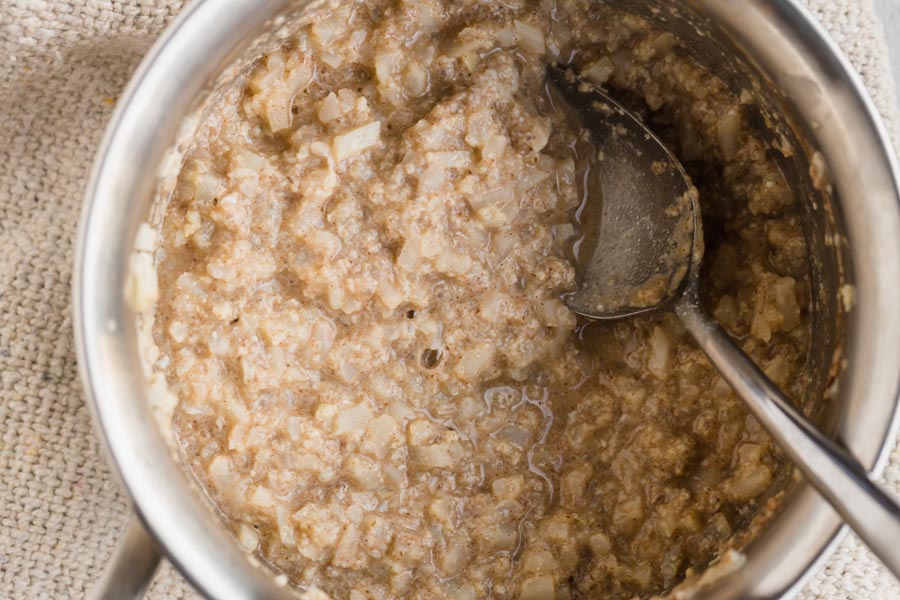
0, 1, 897, 598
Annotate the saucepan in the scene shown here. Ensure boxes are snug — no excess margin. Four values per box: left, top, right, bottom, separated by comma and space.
73, 0, 900, 598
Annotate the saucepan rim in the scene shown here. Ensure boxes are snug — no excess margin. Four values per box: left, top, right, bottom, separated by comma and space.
73, 0, 900, 598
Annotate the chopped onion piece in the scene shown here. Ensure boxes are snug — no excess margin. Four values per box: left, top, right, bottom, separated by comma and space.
403, 61, 430, 97
519, 575, 556, 600
333, 121, 382, 163
238, 524, 259, 551
249, 486, 277, 509
317, 92, 341, 123
514, 20, 546, 54
409, 443, 453, 468
333, 401, 373, 436
454, 344, 495, 381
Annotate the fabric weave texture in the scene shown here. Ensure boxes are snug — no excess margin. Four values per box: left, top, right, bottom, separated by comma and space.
0, 0, 898, 598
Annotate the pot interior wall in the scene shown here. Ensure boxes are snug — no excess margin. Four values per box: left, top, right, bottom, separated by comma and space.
605, 0, 850, 585
609, 0, 845, 423
607, 0, 843, 418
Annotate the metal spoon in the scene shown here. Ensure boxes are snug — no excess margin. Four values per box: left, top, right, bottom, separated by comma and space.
549, 66, 900, 578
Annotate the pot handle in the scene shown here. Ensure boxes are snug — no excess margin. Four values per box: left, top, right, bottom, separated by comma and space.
91, 516, 162, 600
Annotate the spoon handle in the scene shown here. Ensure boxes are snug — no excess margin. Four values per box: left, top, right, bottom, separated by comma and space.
674, 293, 900, 579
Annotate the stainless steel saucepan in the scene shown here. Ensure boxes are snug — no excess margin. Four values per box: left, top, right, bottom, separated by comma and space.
74, 0, 900, 598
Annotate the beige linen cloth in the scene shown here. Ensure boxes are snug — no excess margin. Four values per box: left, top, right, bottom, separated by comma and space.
1, 1, 899, 598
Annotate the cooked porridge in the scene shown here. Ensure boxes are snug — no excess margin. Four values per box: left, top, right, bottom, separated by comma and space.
153, 0, 811, 598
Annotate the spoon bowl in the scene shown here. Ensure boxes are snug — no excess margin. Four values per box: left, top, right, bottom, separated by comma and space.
548, 67, 702, 319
